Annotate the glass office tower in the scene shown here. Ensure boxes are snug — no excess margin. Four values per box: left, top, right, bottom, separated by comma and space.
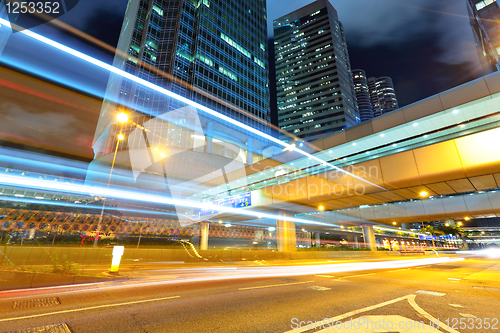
91, 0, 271, 161
467, 0, 500, 74
274, 0, 358, 142
367, 76, 398, 118
86, 0, 275, 226
352, 69, 373, 122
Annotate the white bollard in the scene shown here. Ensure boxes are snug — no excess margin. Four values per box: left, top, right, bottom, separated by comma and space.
110, 246, 124, 273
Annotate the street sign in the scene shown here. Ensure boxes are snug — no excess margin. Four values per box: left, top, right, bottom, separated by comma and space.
200, 192, 251, 217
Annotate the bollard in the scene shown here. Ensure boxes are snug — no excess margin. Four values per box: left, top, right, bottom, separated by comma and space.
110, 246, 124, 273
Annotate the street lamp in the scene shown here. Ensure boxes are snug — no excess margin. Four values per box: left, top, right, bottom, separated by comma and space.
93, 131, 125, 247
117, 112, 128, 124
419, 191, 428, 197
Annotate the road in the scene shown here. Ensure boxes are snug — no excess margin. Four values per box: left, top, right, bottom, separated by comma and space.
0, 255, 498, 333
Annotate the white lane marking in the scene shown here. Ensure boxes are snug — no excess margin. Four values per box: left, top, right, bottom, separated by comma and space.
416, 290, 446, 296
0, 295, 180, 323
454, 290, 467, 292
449, 304, 464, 308
238, 280, 314, 291
306, 286, 331, 291
284, 294, 412, 333
388, 268, 411, 273
408, 295, 460, 333
337, 273, 376, 279
473, 286, 498, 291
314, 275, 335, 278
459, 313, 477, 318
448, 278, 461, 280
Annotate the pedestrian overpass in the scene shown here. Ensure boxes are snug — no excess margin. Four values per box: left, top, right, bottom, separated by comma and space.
193, 71, 500, 250
2, 64, 500, 252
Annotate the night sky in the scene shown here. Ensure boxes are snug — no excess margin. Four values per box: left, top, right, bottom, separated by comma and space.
7, 0, 486, 108
268, 0, 484, 107
0, 0, 487, 158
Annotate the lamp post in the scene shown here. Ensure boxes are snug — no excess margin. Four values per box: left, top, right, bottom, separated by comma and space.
93, 113, 128, 247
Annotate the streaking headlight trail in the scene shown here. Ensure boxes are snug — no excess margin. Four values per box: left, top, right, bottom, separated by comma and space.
0, 17, 387, 193
0, 173, 329, 226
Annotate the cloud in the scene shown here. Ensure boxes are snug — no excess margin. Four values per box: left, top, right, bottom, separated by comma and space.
432, 1, 480, 65
267, 0, 434, 42
267, 0, 480, 66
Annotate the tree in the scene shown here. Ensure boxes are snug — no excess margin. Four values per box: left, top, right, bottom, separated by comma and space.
420, 226, 443, 249
437, 224, 468, 249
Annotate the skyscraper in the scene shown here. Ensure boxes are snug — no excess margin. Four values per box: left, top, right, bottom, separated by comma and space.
87, 0, 273, 175
274, 0, 358, 142
90, 0, 271, 161
367, 76, 398, 118
467, 0, 500, 74
352, 69, 373, 122
86, 0, 274, 226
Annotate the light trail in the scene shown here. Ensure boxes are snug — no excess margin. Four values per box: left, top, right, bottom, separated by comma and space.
0, 17, 387, 193
0, 196, 180, 219
0, 173, 330, 226
0, 257, 464, 301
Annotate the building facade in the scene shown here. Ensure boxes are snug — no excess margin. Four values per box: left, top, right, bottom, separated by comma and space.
467, 0, 500, 74
90, 0, 271, 158
352, 69, 373, 122
274, 0, 358, 142
86, 0, 278, 227
367, 76, 398, 118
127, 0, 270, 125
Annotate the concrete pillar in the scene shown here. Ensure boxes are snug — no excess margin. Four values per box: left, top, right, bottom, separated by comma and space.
277, 213, 296, 252
246, 138, 253, 165
205, 122, 213, 154
200, 222, 209, 250
353, 235, 359, 248
362, 225, 377, 251
315, 232, 320, 248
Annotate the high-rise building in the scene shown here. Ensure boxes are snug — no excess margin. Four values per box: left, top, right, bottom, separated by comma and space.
352, 69, 373, 122
86, 0, 274, 225
90, 0, 271, 161
367, 76, 398, 117
467, 0, 500, 74
274, 0, 358, 142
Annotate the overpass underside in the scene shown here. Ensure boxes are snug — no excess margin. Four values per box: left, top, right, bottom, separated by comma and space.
261, 126, 500, 224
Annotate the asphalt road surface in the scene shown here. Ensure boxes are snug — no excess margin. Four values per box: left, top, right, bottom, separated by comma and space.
0, 255, 499, 333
